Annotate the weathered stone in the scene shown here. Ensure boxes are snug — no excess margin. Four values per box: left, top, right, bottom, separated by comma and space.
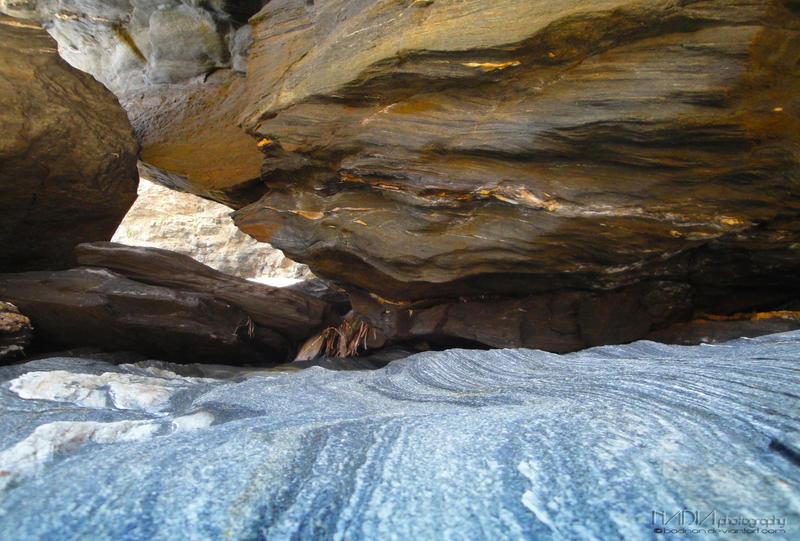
128, 72, 265, 204
285, 277, 352, 315
112, 179, 312, 281
0, 301, 33, 362
647, 310, 800, 344
7, 1, 800, 352
0, 0, 259, 96
0, 15, 139, 272
0, 267, 290, 364
233, 0, 800, 284
0, 0, 265, 201
228, 0, 800, 348
1, 331, 799, 538
347, 280, 693, 353
146, 4, 229, 84
75, 242, 339, 342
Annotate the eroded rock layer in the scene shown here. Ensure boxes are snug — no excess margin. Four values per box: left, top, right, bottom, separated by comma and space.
6, 1, 799, 351
0, 243, 342, 363
0, 267, 292, 364
230, 0, 800, 348
0, 302, 32, 363
0, 15, 139, 272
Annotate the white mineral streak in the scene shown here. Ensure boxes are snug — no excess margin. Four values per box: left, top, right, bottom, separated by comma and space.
518, 460, 559, 535
8, 371, 187, 413
172, 411, 215, 432
0, 420, 160, 489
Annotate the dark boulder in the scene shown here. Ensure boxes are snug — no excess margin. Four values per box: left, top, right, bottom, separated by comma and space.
0, 268, 291, 364
0, 15, 139, 272
75, 242, 340, 342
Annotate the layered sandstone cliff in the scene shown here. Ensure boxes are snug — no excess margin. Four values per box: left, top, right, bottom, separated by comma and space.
5, 0, 799, 351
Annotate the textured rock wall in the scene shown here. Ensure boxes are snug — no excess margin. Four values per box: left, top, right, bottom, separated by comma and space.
232, 0, 800, 349
6, 0, 800, 351
0, 0, 267, 201
234, 0, 800, 291
113, 179, 311, 281
0, 0, 266, 202
0, 14, 139, 272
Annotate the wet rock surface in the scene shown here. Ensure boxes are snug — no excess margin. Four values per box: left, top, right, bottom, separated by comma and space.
0, 330, 798, 539
0, 14, 139, 272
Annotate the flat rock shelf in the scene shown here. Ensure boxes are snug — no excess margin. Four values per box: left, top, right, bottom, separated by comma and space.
0, 332, 799, 539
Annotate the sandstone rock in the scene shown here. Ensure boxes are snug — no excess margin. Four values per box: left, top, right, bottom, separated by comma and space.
234, 0, 800, 287
0, 301, 33, 362
8, 1, 800, 352
647, 310, 800, 345
0, 15, 139, 272
229, 0, 800, 349
0, 0, 267, 202
75, 242, 339, 342
112, 178, 312, 281
146, 4, 229, 84
286, 277, 352, 315
129, 71, 265, 204
0, 0, 261, 96
0, 267, 291, 364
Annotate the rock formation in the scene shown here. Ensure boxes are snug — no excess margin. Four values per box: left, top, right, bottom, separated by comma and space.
75, 242, 338, 342
230, 0, 800, 350
647, 310, 800, 344
0, 0, 266, 201
5, 0, 800, 351
0, 243, 342, 363
113, 178, 312, 281
1, 331, 799, 537
0, 267, 291, 364
0, 302, 32, 362
0, 14, 139, 272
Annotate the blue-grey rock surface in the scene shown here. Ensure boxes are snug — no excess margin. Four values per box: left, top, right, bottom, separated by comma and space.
1, 332, 799, 540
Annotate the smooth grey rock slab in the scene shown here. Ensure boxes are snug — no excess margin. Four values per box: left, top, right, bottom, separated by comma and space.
0, 331, 799, 540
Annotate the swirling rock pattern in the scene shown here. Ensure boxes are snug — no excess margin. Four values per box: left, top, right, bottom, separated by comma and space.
0, 331, 798, 539
229, 0, 800, 348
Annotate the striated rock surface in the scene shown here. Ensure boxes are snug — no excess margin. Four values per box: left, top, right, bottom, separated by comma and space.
228, 0, 800, 349
0, 267, 291, 364
0, 15, 139, 272
0, 242, 346, 362
7, 1, 800, 351
0, 302, 32, 363
647, 310, 800, 345
0, 331, 799, 538
113, 178, 312, 281
75, 242, 339, 342
0, 0, 267, 201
